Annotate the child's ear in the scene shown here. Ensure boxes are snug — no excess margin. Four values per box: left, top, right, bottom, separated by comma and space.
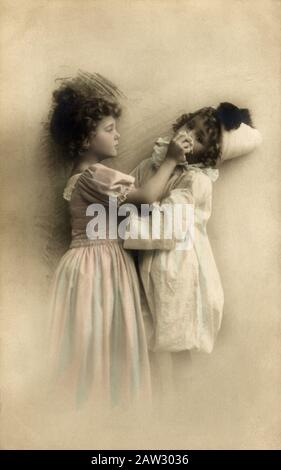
216, 102, 242, 130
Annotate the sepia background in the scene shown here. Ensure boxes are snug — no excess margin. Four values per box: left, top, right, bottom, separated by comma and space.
0, 0, 280, 449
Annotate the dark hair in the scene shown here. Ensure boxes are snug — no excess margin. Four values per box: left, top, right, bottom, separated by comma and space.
49, 84, 122, 161
215, 102, 254, 130
172, 107, 222, 168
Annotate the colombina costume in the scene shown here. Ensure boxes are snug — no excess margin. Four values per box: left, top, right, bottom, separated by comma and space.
124, 103, 263, 353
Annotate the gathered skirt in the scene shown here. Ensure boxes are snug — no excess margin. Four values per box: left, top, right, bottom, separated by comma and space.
46, 238, 153, 411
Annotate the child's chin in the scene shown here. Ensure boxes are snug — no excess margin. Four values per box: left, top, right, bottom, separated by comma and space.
111, 149, 118, 157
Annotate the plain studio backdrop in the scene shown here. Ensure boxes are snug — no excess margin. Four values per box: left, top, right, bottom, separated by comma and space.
0, 0, 280, 449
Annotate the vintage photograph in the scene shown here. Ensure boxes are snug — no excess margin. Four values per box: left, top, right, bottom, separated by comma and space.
0, 0, 280, 453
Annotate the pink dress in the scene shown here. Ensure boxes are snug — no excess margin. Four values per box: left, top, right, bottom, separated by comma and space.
46, 162, 152, 410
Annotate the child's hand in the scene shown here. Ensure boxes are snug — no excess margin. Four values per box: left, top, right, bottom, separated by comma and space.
166, 131, 194, 164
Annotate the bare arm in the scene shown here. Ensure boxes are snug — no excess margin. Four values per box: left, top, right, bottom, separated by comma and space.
122, 130, 191, 206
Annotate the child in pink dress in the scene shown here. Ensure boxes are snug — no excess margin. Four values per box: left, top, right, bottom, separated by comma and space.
45, 72, 189, 411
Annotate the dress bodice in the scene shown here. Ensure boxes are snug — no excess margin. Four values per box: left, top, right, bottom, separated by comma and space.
62, 163, 136, 247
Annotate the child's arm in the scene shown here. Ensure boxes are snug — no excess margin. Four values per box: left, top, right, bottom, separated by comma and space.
123, 130, 190, 206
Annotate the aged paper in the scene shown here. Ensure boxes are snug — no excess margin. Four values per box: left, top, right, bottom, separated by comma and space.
0, 0, 280, 449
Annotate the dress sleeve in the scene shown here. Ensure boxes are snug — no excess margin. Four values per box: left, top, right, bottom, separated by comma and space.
77, 163, 136, 207
123, 188, 194, 251
129, 157, 155, 188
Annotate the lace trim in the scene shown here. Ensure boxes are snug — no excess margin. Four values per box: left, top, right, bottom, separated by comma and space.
117, 185, 135, 204
63, 173, 82, 201
63, 168, 135, 203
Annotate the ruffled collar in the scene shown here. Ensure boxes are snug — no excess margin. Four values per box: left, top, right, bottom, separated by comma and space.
151, 136, 219, 182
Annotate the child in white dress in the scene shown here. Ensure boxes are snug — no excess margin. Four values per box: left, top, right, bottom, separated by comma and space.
125, 103, 262, 360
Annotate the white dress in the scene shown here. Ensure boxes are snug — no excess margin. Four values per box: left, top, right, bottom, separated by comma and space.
127, 137, 224, 353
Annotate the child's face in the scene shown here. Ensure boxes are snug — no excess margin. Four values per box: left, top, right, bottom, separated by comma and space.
177, 115, 213, 161
88, 116, 120, 158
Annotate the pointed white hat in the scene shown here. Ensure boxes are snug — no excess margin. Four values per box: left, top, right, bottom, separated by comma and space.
210, 104, 263, 161
220, 121, 263, 161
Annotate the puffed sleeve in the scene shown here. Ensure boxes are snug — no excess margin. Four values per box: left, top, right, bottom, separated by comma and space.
77, 163, 136, 207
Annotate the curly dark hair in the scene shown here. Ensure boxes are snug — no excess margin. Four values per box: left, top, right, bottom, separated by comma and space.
48, 71, 124, 162
172, 107, 222, 168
